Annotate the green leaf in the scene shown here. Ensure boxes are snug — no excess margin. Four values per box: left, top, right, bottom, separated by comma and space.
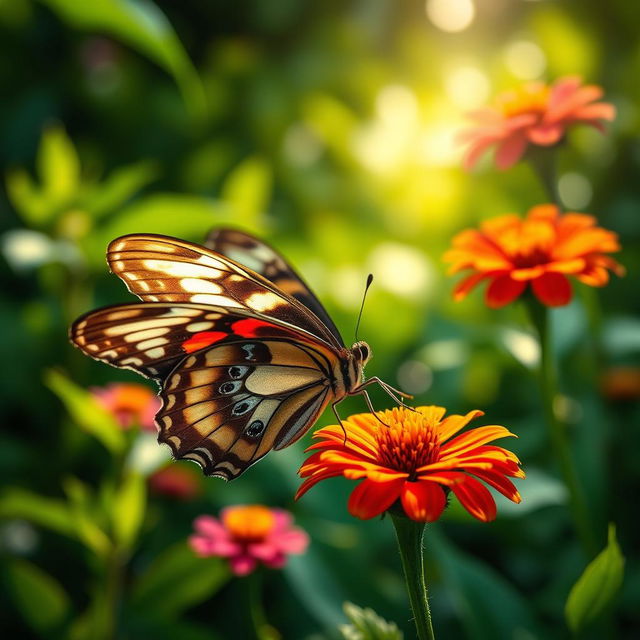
86, 194, 231, 264
131, 542, 230, 618
112, 471, 146, 550
221, 156, 271, 226
565, 524, 625, 633
339, 602, 403, 640
45, 369, 126, 454
62, 477, 112, 557
38, 0, 206, 121
81, 160, 159, 218
5, 169, 52, 225
4, 558, 72, 634
284, 547, 347, 628
0, 488, 75, 538
429, 527, 541, 640
37, 124, 80, 208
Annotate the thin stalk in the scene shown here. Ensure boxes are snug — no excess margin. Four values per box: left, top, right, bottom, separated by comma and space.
525, 299, 597, 557
390, 514, 435, 640
246, 572, 279, 640
529, 148, 562, 207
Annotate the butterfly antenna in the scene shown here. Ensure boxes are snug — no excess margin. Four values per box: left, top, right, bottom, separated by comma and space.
355, 274, 374, 342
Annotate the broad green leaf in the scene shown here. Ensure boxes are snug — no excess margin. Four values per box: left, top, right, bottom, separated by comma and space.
112, 471, 146, 550
0, 488, 75, 538
86, 194, 231, 264
45, 369, 126, 454
5, 169, 52, 225
429, 527, 541, 640
63, 477, 112, 557
37, 125, 80, 208
565, 524, 625, 633
39, 0, 206, 121
221, 156, 271, 226
81, 160, 159, 218
5, 558, 72, 634
131, 542, 230, 618
284, 547, 347, 628
339, 602, 403, 640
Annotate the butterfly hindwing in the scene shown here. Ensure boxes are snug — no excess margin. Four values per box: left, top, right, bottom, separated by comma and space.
157, 338, 335, 478
106, 234, 341, 348
205, 228, 344, 346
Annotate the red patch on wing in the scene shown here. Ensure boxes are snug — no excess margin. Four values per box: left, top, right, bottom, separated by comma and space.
182, 331, 227, 353
232, 318, 282, 338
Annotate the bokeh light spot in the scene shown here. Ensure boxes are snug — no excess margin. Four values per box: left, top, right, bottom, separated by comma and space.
397, 360, 433, 395
559, 172, 593, 210
445, 66, 490, 109
368, 242, 435, 298
504, 40, 547, 80
426, 0, 475, 33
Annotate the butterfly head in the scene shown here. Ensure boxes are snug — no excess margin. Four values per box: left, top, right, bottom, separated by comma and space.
351, 340, 372, 367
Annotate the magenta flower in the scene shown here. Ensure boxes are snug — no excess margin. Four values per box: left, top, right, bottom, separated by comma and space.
91, 382, 160, 431
189, 505, 309, 576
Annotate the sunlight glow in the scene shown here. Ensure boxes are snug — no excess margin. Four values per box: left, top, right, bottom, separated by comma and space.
445, 65, 490, 109
504, 40, 547, 80
368, 242, 435, 298
426, 0, 475, 33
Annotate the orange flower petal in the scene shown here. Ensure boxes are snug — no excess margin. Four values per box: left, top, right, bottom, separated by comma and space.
401, 481, 447, 522
485, 275, 527, 308
439, 425, 516, 459
531, 272, 572, 306
470, 469, 522, 503
495, 133, 529, 170
437, 409, 484, 443
453, 272, 492, 301
447, 474, 497, 522
347, 479, 404, 520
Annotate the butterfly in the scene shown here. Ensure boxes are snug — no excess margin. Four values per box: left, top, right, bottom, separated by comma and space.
70, 228, 407, 480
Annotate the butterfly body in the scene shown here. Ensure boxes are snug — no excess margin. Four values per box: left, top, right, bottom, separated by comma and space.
70, 229, 387, 480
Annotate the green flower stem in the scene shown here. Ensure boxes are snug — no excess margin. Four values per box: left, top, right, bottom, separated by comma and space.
391, 514, 435, 640
525, 299, 597, 557
528, 148, 562, 207
247, 571, 279, 640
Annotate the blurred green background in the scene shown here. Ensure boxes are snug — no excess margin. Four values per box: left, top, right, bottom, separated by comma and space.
1, 0, 639, 638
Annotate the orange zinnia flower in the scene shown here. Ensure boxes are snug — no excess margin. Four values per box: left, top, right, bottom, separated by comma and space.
444, 204, 624, 308
458, 76, 615, 170
296, 406, 523, 523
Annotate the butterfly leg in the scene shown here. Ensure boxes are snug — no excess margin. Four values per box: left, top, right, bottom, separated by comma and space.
331, 400, 349, 445
356, 377, 416, 411
359, 388, 390, 427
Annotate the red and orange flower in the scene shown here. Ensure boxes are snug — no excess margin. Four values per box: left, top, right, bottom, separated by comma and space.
458, 76, 615, 170
296, 406, 523, 523
92, 382, 160, 431
444, 204, 624, 308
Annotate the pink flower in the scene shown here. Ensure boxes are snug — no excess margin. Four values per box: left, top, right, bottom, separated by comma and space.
458, 76, 616, 170
148, 465, 202, 500
189, 505, 309, 576
91, 383, 160, 431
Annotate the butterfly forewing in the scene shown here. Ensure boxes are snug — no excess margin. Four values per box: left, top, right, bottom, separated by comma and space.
205, 228, 344, 346
158, 338, 335, 479
70, 302, 319, 380
107, 234, 341, 348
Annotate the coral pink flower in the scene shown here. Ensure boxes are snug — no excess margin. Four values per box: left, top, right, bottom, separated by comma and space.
148, 465, 202, 500
458, 76, 616, 170
444, 204, 624, 308
189, 505, 309, 576
92, 383, 160, 431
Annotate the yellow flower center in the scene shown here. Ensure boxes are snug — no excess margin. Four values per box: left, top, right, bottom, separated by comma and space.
374, 408, 441, 480
222, 505, 276, 541
496, 84, 550, 118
